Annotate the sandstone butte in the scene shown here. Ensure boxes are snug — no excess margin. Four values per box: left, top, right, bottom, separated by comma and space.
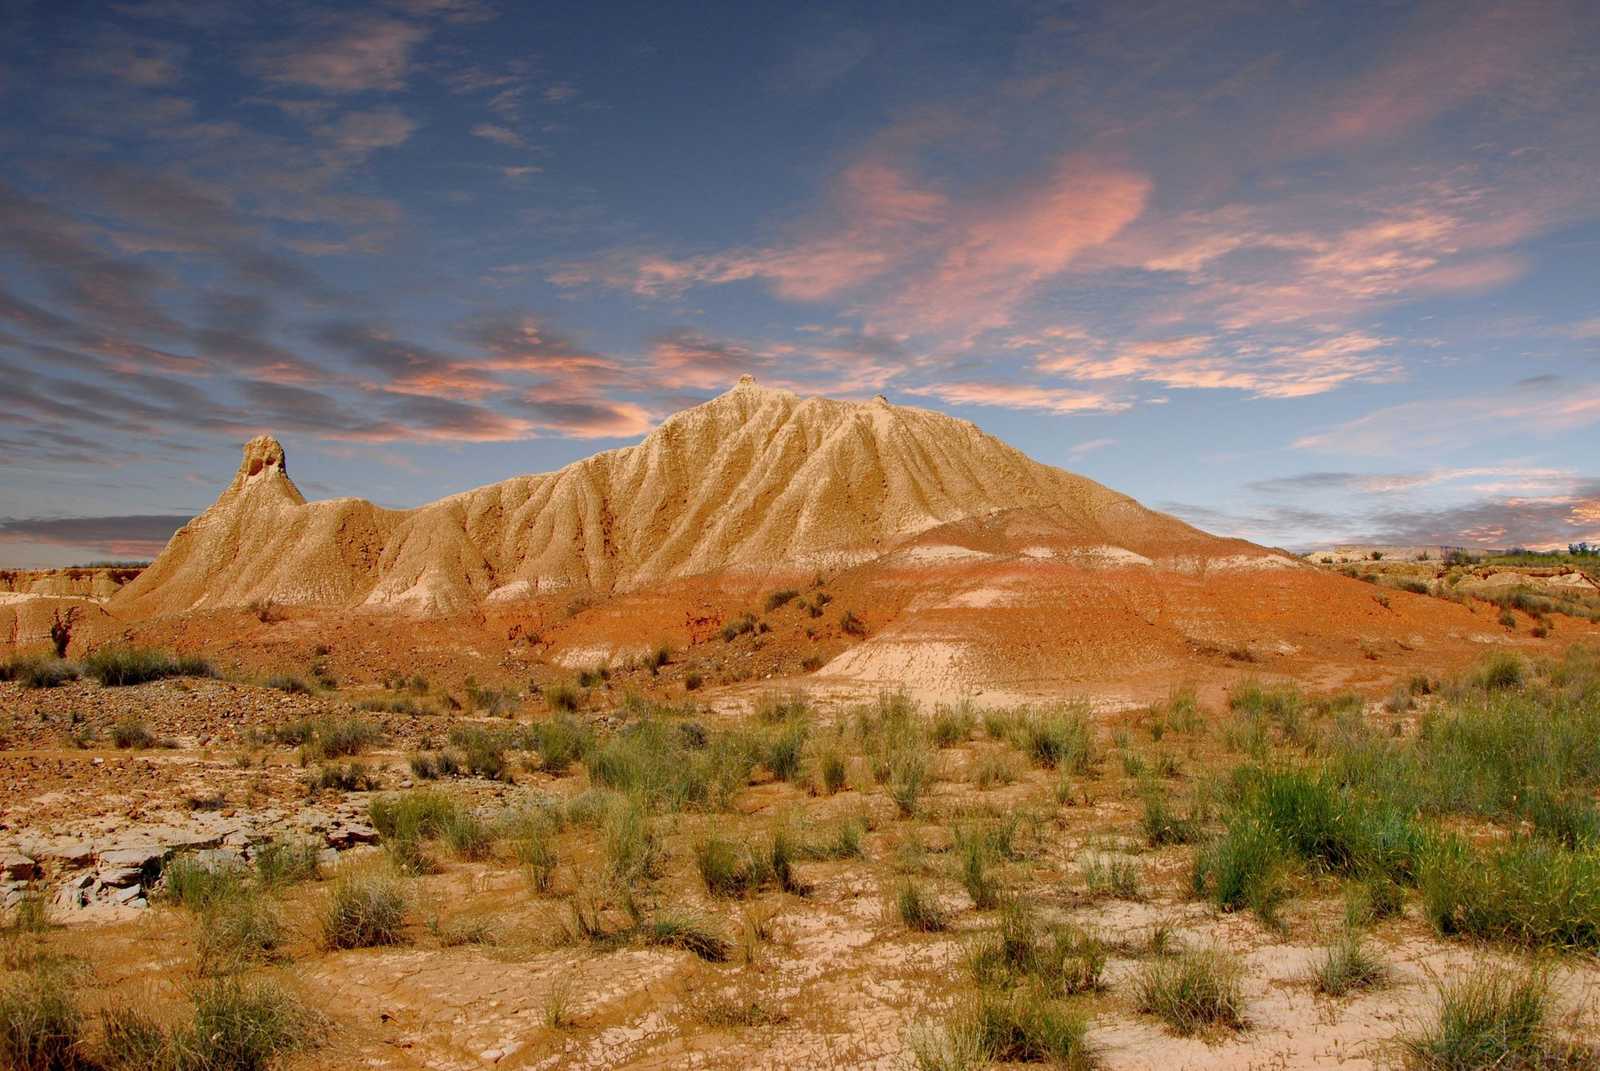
103, 376, 1532, 693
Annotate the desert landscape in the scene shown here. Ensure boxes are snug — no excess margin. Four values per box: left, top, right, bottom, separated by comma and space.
6, 2, 1600, 1069
4, 382, 1600, 1070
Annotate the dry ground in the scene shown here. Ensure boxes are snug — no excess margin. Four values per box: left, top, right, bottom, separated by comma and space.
4, 644, 1600, 1070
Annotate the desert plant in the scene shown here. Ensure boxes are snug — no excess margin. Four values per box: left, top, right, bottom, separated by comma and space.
321, 873, 407, 948
0, 656, 79, 689
252, 837, 322, 887
1080, 854, 1141, 900
542, 681, 582, 712
1401, 966, 1560, 1070
110, 718, 156, 750
639, 912, 730, 962
195, 895, 287, 976
83, 646, 213, 686
1132, 948, 1246, 1035
163, 855, 246, 911
0, 967, 83, 1071
893, 879, 947, 931
1310, 930, 1385, 996
177, 978, 318, 1070
1011, 707, 1095, 771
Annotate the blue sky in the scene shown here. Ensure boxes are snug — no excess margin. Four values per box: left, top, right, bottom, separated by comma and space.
2, 0, 1597, 566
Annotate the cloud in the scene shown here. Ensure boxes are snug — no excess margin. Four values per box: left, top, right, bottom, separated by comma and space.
1295, 382, 1600, 455
316, 107, 419, 162
1067, 437, 1116, 458
559, 151, 1148, 338
649, 330, 766, 391
516, 392, 654, 438
1360, 482, 1600, 550
70, 31, 188, 88
470, 123, 527, 148
0, 514, 192, 560
1028, 329, 1401, 399
904, 382, 1129, 415
251, 15, 426, 93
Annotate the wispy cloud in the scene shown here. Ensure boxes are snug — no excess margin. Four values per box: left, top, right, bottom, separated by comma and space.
250, 15, 426, 93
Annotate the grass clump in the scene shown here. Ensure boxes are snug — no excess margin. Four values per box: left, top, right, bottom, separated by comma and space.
639, 912, 730, 962
1132, 948, 1246, 1036
0, 967, 84, 1071
163, 855, 246, 911
1012, 706, 1095, 771
321, 872, 407, 949
252, 837, 322, 887
83, 646, 213, 686
893, 879, 947, 932
1418, 835, 1600, 951
110, 718, 156, 750
296, 716, 381, 760
931, 704, 976, 748
1400, 966, 1576, 1070
933, 988, 1093, 1069
195, 896, 287, 976
1080, 854, 1141, 900
1310, 930, 1385, 996
0, 655, 79, 689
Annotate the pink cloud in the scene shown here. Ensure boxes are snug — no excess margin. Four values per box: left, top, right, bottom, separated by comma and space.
557, 152, 1148, 335
904, 381, 1128, 415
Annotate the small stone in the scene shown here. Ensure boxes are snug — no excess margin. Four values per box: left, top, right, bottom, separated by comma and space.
108, 883, 145, 905
97, 866, 143, 888
0, 853, 39, 881
98, 845, 162, 871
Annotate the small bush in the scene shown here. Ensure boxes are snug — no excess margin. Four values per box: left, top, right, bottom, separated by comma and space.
1192, 814, 1291, 920
303, 762, 380, 794
264, 674, 311, 695
764, 589, 800, 612
885, 748, 930, 817
1141, 785, 1204, 846
1478, 652, 1524, 690
894, 879, 947, 931
957, 988, 1092, 1067
300, 716, 381, 760
971, 751, 1020, 790
1080, 854, 1141, 900
1133, 948, 1246, 1035
931, 705, 975, 748
815, 745, 848, 795
321, 873, 407, 949
195, 895, 287, 975
1418, 835, 1600, 950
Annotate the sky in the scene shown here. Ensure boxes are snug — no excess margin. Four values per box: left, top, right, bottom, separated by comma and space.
1, 0, 1598, 568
